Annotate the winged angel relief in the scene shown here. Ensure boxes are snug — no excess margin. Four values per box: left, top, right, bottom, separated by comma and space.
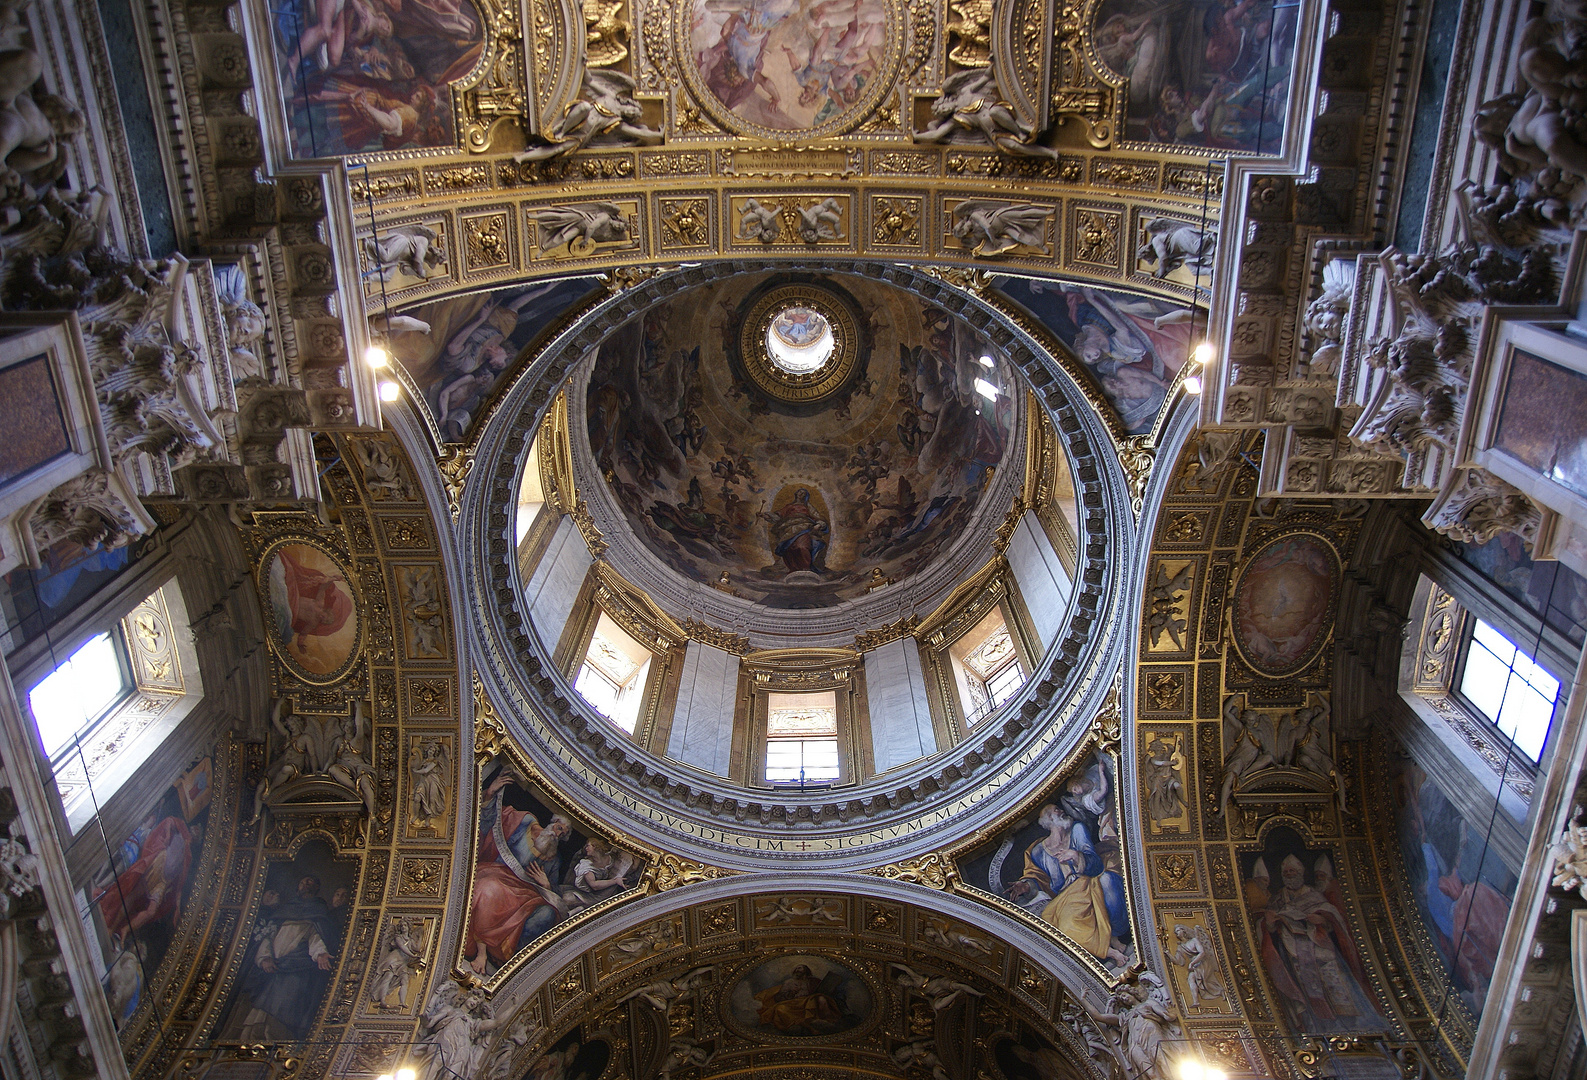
251, 700, 379, 821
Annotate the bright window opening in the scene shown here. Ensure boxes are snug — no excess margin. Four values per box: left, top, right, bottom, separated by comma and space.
29, 632, 129, 758
765, 690, 839, 784
766, 306, 836, 375
574, 613, 652, 735
949, 607, 1025, 726
517, 430, 547, 547
1460, 619, 1560, 762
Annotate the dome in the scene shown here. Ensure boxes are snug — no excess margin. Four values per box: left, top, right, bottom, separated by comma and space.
577, 273, 1025, 617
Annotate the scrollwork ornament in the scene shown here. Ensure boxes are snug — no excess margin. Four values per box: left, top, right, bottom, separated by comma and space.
473, 677, 511, 764
1119, 438, 1155, 516
1093, 671, 1123, 754
643, 854, 737, 893
438, 446, 474, 522
862, 852, 959, 890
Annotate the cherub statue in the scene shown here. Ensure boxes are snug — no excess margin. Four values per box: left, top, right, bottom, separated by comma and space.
252, 699, 316, 823
915, 69, 1056, 158
327, 700, 378, 819
738, 198, 782, 243
797, 198, 845, 243
514, 70, 661, 163
1552, 810, 1587, 900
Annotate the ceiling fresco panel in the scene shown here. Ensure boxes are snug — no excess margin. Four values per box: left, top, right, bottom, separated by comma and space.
268, 0, 486, 158
1129, 428, 1485, 1078
1094, 0, 1301, 155
992, 277, 1193, 436
388, 276, 604, 442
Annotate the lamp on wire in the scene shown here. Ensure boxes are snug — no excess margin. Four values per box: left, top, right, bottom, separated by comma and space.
376, 1069, 417, 1080
1180, 155, 1221, 400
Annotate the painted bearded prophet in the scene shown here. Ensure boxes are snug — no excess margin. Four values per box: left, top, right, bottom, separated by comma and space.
987, 754, 1133, 970
464, 765, 642, 975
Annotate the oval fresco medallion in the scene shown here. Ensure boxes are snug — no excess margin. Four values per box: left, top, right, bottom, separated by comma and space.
1232, 533, 1339, 675
680, 0, 902, 139
258, 540, 363, 683
723, 954, 876, 1040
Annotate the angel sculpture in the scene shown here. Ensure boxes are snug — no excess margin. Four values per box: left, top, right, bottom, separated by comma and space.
1552, 811, 1587, 901
414, 982, 502, 1080
620, 965, 717, 1013
891, 1040, 951, 1080
356, 439, 414, 502
1080, 973, 1179, 1080
1291, 691, 1346, 812
1169, 925, 1226, 1009
738, 198, 782, 243
949, 201, 1050, 257
366, 918, 427, 1009
1136, 218, 1216, 279
364, 224, 442, 283
251, 699, 316, 823
609, 919, 679, 958
797, 197, 845, 243
919, 918, 994, 957
914, 69, 1057, 158
410, 737, 450, 829
483, 1012, 544, 1080
1218, 693, 1277, 816
535, 203, 630, 256
513, 70, 661, 163
656, 1037, 715, 1080
327, 700, 379, 818
890, 963, 985, 1011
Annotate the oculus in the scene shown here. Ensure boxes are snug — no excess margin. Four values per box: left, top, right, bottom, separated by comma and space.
767, 305, 836, 375
738, 284, 861, 406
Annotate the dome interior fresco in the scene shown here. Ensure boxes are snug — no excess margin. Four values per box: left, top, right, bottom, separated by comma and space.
577, 273, 1024, 609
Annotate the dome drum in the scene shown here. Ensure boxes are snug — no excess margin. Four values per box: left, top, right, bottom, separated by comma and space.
463, 261, 1135, 869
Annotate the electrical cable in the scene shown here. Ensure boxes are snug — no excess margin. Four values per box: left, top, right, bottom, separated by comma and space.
17, 560, 186, 1069
1425, 566, 1564, 1039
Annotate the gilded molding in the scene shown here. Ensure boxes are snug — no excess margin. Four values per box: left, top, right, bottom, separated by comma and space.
474, 674, 512, 763
861, 852, 960, 891
642, 854, 739, 893
438, 446, 474, 522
